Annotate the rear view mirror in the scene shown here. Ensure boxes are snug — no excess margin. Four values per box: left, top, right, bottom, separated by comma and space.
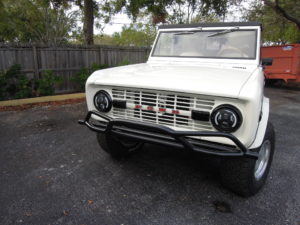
262, 58, 273, 66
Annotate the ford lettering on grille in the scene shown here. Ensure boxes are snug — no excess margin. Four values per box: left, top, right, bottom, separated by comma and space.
111, 88, 215, 131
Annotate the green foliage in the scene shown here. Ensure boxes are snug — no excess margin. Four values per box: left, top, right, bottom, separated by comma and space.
113, 23, 156, 47
14, 75, 32, 99
37, 70, 62, 96
0, 0, 78, 44
91, 63, 109, 71
109, 0, 238, 24
94, 23, 156, 47
190, 13, 220, 24
245, 0, 300, 44
117, 58, 130, 66
73, 67, 89, 91
0, 64, 32, 100
0, 65, 64, 100
166, 1, 224, 24
72, 63, 109, 91
93, 34, 115, 45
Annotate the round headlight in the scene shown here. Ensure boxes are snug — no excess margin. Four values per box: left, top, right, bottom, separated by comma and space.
211, 104, 242, 133
93, 90, 112, 112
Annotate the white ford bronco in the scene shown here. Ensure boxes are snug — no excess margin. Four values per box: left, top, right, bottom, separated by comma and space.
79, 22, 275, 196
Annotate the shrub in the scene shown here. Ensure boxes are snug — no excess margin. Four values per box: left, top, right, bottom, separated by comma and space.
72, 67, 89, 91
14, 75, 32, 99
0, 64, 32, 100
91, 63, 109, 71
117, 58, 130, 66
0, 71, 7, 100
72, 63, 109, 91
36, 70, 62, 96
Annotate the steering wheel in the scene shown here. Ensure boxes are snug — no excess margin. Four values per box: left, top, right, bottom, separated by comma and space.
180, 52, 203, 56
217, 47, 245, 57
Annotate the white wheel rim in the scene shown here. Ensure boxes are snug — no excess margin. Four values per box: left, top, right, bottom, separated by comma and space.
254, 140, 271, 180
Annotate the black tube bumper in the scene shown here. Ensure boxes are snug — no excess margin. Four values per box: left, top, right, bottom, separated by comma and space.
78, 111, 258, 159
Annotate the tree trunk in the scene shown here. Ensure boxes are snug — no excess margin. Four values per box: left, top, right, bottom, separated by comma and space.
83, 0, 94, 45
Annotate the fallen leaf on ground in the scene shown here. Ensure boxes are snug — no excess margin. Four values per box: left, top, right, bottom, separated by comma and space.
25, 212, 32, 217
63, 210, 69, 216
45, 180, 50, 185
213, 201, 232, 213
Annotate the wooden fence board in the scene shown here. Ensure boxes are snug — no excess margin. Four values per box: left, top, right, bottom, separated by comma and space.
0, 44, 151, 93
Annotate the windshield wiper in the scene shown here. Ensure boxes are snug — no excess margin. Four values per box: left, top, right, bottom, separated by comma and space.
174, 31, 196, 35
174, 27, 202, 35
208, 27, 240, 37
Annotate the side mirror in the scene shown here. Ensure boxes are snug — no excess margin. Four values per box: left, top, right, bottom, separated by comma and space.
262, 58, 273, 66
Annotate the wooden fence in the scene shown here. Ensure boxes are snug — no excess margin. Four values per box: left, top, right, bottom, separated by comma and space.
0, 44, 151, 93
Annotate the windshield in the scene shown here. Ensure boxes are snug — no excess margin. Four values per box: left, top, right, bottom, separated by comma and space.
152, 29, 257, 59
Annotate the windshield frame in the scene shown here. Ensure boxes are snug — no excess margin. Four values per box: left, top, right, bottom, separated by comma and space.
151, 29, 258, 60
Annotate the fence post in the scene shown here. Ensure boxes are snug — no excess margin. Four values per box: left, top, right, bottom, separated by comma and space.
32, 46, 39, 80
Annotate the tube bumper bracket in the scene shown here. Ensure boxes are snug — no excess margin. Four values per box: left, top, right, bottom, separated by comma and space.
78, 111, 258, 159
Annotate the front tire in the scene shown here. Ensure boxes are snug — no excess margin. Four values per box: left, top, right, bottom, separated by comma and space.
96, 133, 144, 159
220, 122, 275, 197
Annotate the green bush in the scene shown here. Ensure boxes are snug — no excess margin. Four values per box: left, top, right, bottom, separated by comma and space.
0, 70, 7, 100
72, 67, 89, 91
36, 70, 62, 96
0, 64, 32, 100
0, 65, 63, 100
72, 63, 109, 91
0, 61, 134, 101
14, 75, 32, 99
91, 63, 109, 71
117, 58, 130, 66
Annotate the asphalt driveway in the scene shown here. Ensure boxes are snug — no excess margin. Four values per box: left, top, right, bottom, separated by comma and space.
0, 87, 299, 225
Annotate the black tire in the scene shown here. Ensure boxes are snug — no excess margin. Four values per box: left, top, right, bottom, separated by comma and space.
96, 133, 144, 159
220, 122, 275, 197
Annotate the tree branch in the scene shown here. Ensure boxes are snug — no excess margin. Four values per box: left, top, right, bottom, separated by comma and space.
263, 0, 300, 30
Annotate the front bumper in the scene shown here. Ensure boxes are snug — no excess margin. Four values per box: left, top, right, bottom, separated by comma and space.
78, 111, 258, 159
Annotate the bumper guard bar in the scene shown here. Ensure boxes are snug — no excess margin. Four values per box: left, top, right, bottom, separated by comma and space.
78, 111, 258, 159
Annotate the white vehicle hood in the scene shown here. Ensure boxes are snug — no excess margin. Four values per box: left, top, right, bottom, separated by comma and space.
88, 63, 256, 98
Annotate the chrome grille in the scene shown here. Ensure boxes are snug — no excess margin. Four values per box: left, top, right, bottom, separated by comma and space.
112, 88, 215, 131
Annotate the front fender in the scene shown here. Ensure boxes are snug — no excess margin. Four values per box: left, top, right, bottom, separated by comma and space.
249, 97, 269, 149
